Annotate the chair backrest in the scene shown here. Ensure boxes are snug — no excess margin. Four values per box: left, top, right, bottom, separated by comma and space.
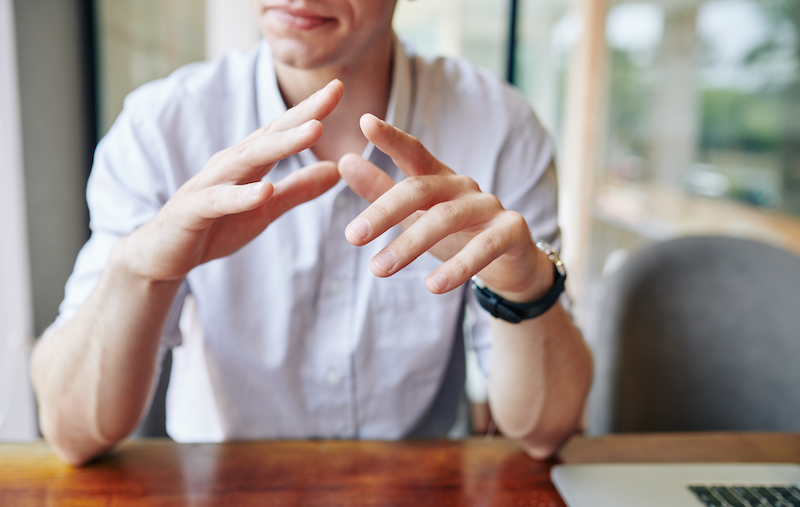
587, 235, 800, 435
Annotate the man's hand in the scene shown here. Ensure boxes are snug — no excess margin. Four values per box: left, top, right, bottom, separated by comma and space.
340, 114, 591, 460
33, 80, 349, 466
122, 80, 345, 282
338, 113, 553, 303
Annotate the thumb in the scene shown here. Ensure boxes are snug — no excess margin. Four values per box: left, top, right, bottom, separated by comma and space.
338, 153, 396, 203
265, 161, 341, 220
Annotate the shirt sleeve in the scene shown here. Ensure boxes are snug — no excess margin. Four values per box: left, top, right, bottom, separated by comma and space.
467, 101, 562, 377
42, 92, 189, 349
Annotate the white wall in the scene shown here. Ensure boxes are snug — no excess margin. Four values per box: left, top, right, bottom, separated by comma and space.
15, 0, 92, 336
0, 0, 36, 441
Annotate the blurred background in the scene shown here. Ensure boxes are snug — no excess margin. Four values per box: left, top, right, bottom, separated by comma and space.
1, 0, 798, 439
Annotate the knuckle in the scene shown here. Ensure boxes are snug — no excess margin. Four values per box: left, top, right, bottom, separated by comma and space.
510, 211, 529, 231
207, 186, 230, 215
274, 132, 297, 161
481, 234, 503, 257
481, 192, 502, 210
450, 257, 471, 279
455, 174, 480, 193
370, 201, 392, 225
205, 188, 221, 214
207, 150, 225, 165
181, 177, 203, 193
434, 201, 461, 225
503, 211, 529, 237
232, 141, 251, 161
407, 134, 423, 150
396, 233, 420, 254
405, 176, 431, 196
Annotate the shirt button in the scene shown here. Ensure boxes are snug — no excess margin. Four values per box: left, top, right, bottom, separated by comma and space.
327, 280, 341, 295
334, 193, 348, 210
326, 370, 342, 386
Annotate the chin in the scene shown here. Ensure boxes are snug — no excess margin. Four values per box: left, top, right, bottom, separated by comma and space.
268, 39, 342, 70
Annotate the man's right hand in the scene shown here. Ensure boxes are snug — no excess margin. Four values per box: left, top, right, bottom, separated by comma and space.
31, 79, 345, 466
120, 79, 344, 283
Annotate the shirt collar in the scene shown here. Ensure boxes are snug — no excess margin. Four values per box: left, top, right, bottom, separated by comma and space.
384, 33, 413, 136
254, 34, 413, 164
255, 39, 288, 131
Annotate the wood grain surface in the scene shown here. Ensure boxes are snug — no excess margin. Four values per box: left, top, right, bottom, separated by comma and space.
0, 438, 562, 506
559, 432, 800, 464
2, 433, 799, 506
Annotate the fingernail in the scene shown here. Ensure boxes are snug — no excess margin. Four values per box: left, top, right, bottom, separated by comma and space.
296, 120, 313, 134
373, 251, 396, 273
314, 80, 339, 101
431, 272, 448, 291
251, 182, 265, 196
347, 218, 370, 240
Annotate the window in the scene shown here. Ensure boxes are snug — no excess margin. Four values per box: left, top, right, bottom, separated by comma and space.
591, 0, 800, 287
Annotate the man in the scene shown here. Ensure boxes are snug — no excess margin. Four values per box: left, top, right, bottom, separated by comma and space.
32, 0, 592, 465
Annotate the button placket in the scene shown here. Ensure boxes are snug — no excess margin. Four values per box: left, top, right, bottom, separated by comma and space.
326, 369, 342, 386
308, 185, 360, 437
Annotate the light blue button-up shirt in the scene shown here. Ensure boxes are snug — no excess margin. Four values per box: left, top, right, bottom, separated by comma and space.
50, 37, 560, 442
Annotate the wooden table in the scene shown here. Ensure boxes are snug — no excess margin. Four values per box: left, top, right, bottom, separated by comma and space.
1, 433, 799, 506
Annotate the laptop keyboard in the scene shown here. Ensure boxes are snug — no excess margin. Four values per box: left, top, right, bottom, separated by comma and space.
689, 485, 800, 506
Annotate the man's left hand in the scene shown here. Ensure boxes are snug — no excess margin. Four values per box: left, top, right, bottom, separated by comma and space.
338, 114, 553, 303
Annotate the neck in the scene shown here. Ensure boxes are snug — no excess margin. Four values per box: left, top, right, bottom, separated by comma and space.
274, 34, 394, 162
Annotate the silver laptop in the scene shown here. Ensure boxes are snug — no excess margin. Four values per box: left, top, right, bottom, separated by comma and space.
552, 463, 800, 506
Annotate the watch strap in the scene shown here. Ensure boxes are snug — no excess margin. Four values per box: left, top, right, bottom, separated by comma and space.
472, 263, 566, 323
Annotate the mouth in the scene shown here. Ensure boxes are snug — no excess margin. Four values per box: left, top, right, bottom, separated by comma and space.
268, 7, 336, 31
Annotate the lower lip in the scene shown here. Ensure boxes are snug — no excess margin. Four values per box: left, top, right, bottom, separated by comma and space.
270, 9, 333, 30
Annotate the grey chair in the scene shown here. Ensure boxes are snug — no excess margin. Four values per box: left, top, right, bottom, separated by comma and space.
588, 235, 800, 435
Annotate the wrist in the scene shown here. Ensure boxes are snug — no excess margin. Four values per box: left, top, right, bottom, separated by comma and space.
490, 247, 555, 303
473, 240, 566, 323
110, 235, 183, 288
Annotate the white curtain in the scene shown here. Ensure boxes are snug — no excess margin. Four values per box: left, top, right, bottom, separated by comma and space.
0, 0, 37, 441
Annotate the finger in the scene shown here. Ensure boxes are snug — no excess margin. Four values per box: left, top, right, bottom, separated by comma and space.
179, 181, 275, 227
424, 212, 528, 294
338, 153, 396, 203
201, 80, 342, 186
265, 79, 343, 133
207, 119, 325, 185
261, 161, 341, 221
359, 113, 450, 177
368, 193, 501, 277
344, 174, 478, 246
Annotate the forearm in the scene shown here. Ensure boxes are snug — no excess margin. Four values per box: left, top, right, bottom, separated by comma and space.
31, 238, 182, 465
487, 303, 593, 459
29, 81, 344, 466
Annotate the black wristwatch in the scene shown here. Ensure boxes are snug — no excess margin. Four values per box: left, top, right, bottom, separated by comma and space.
472, 241, 566, 324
